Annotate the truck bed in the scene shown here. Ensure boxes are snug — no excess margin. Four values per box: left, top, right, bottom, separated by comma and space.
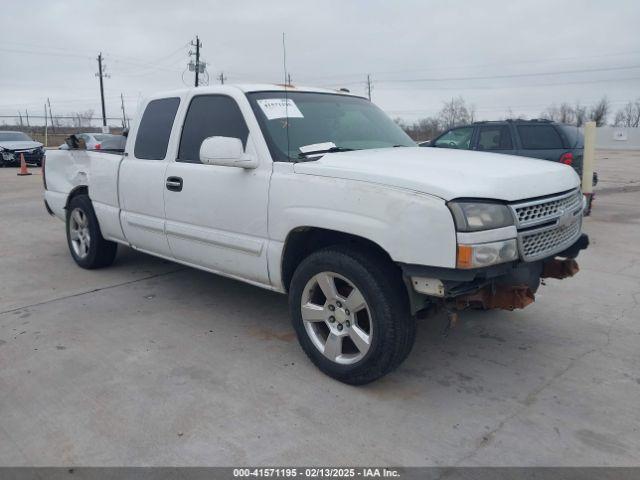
44, 149, 125, 245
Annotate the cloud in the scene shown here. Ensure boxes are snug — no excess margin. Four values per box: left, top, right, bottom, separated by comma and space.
1, 0, 639, 124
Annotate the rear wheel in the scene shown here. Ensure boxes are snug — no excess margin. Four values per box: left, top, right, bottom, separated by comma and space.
289, 246, 415, 385
66, 194, 117, 269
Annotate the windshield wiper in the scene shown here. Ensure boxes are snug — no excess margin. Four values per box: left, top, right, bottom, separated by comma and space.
297, 146, 355, 161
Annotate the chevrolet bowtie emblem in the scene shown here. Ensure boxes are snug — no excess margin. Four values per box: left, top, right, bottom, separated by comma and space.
557, 208, 574, 228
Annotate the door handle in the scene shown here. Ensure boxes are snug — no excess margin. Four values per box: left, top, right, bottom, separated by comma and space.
166, 176, 183, 192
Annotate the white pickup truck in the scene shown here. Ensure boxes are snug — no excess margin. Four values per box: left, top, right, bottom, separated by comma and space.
43, 84, 589, 384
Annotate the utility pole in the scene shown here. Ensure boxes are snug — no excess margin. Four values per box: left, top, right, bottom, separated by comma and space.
366, 74, 372, 101
96, 52, 109, 130
18, 111, 23, 127
287, 73, 292, 85
120, 93, 128, 129
25, 110, 30, 128
217, 72, 227, 84
47, 97, 55, 133
190, 36, 202, 87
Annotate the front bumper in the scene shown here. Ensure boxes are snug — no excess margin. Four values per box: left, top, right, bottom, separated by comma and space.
402, 233, 589, 309
1, 149, 44, 165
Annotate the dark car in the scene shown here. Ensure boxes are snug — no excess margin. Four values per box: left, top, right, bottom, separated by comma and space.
422, 119, 588, 177
0, 131, 45, 167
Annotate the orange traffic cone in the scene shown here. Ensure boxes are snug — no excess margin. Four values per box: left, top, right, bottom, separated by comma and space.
17, 153, 32, 176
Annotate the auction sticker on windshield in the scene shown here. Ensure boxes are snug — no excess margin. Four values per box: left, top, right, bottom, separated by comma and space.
257, 98, 304, 120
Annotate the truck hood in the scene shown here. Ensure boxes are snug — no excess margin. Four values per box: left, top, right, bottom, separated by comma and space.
293, 147, 580, 202
0, 141, 42, 151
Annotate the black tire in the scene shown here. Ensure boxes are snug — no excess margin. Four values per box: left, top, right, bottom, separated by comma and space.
66, 194, 117, 269
289, 246, 416, 385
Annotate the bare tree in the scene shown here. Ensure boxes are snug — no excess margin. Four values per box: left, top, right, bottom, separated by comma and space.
558, 103, 575, 124
78, 109, 95, 128
574, 102, 587, 127
613, 110, 626, 127
439, 97, 472, 129
504, 107, 515, 120
541, 104, 560, 122
613, 99, 640, 127
395, 117, 442, 142
589, 96, 609, 126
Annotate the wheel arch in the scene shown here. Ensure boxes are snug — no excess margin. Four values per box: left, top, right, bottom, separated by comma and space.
280, 226, 397, 293
65, 185, 89, 210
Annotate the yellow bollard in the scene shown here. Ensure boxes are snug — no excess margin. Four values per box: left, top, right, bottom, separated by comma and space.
582, 121, 596, 215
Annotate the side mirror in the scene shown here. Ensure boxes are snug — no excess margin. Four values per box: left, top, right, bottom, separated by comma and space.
199, 136, 257, 169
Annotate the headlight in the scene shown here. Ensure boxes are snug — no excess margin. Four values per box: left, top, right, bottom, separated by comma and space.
457, 239, 518, 269
448, 201, 514, 232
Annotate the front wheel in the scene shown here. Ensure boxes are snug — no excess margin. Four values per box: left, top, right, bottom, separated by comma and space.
289, 246, 415, 385
66, 194, 117, 269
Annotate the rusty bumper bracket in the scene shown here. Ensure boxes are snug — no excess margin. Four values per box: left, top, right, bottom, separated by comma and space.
541, 258, 580, 279
454, 285, 535, 311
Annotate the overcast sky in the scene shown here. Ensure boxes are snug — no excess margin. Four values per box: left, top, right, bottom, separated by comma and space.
1, 0, 639, 126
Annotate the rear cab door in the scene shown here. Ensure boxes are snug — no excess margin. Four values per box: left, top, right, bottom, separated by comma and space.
118, 95, 182, 257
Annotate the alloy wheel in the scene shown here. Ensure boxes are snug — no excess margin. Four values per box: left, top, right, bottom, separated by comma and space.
300, 271, 373, 365
69, 208, 91, 259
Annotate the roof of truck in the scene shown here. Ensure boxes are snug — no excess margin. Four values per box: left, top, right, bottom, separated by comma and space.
146, 84, 362, 100
238, 83, 359, 95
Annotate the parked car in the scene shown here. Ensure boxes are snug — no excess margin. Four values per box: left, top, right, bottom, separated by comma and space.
0, 131, 45, 167
423, 119, 590, 177
43, 85, 588, 384
59, 133, 126, 151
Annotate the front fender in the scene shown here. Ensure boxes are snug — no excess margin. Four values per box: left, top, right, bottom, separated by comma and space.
269, 169, 457, 270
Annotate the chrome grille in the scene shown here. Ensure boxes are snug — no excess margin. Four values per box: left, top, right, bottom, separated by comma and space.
510, 189, 583, 262
520, 218, 581, 260
513, 189, 583, 228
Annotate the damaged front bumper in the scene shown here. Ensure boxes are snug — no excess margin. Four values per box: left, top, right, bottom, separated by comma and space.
402, 233, 589, 313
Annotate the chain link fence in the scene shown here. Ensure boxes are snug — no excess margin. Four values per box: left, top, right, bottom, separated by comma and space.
0, 115, 131, 148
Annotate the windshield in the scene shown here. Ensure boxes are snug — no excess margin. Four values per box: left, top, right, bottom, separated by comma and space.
247, 91, 415, 161
0, 132, 32, 142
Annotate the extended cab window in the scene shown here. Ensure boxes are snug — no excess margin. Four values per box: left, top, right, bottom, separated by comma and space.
477, 125, 513, 150
178, 95, 249, 163
517, 125, 563, 149
434, 127, 473, 149
134, 97, 180, 160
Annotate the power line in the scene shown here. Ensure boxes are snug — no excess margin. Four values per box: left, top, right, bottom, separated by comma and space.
0, 46, 94, 60
378, 64, 640, 84
324, 65, 640, 88
297, 49, 640, 83
105, 43, 190, 77
373, 75, 640, 91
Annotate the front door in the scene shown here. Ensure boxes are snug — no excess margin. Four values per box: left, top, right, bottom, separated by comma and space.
119, 96, 181, 258
163, 93, 271, 285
